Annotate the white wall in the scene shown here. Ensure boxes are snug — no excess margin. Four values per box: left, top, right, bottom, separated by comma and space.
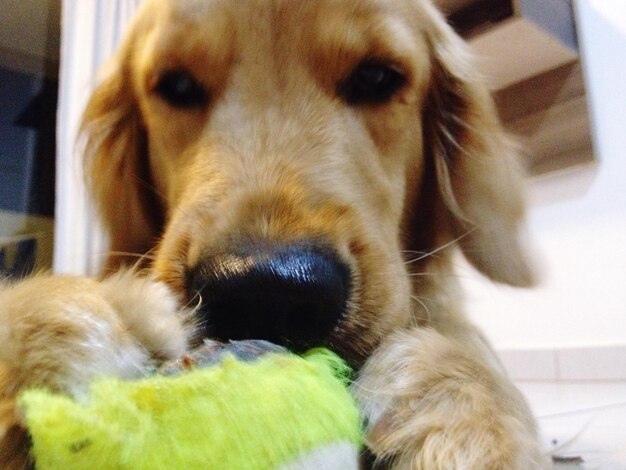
54, 0, 141, 275
464, 0, 626, 350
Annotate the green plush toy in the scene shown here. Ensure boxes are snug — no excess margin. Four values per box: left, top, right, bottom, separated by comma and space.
18, 341, 362, 470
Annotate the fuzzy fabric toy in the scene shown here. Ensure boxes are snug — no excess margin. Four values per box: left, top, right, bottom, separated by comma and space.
19, 341, 362, 470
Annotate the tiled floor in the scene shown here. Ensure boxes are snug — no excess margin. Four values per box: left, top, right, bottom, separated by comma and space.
517, 381, 626, 469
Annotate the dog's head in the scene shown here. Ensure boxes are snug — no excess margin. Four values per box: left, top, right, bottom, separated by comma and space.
81, 0, 534, 364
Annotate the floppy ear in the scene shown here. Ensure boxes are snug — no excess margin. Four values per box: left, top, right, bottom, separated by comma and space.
417, 5, 536, 287
80, 46, 164, 271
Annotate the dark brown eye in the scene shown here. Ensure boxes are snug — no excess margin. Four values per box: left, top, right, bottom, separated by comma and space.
339, 61, 406, 105
154, 70, 208, 108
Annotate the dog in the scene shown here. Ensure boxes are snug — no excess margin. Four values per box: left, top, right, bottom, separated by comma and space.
0, 0, 549, 467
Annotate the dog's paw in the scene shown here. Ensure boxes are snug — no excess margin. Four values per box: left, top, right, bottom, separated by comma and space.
365, 401, 547, 469
99, 270, 191, 362
0, 271, 190, 466
355, 328, 550, 470
0, 272, 188, 397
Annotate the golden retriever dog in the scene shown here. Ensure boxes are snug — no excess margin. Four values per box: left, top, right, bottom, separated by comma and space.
0, 0, 549, 467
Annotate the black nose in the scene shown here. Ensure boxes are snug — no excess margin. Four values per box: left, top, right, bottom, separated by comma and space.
188, 243, 351, 351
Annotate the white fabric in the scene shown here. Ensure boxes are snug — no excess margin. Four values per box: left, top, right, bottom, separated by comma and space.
278, 442, 360, 470
54, 0, 142, 275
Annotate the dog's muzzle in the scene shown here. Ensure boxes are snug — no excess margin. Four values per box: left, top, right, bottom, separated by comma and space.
188, 242, 351, 351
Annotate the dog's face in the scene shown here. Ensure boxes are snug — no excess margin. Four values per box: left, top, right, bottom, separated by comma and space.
82, 0, 534, 365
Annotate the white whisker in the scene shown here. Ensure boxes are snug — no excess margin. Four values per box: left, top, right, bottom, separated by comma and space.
410, 294, 432, 324
403, 228, 475, 265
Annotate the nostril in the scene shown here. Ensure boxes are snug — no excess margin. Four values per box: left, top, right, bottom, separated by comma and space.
188, 243, 351, 351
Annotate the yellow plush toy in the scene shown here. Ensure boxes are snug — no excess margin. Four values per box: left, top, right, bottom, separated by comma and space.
19, 341, 362, 470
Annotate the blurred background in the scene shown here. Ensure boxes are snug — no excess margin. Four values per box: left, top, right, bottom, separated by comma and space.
0, 0, 59, 277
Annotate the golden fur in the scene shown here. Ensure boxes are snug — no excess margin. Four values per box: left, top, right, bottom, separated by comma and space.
0, 0, 548, 467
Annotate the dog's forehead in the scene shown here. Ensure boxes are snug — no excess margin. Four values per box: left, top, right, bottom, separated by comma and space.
151, 0, 420, 47
138, 0, 427, 82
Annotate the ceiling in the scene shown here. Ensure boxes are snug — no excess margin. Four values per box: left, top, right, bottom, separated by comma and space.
0, 0, 61, 73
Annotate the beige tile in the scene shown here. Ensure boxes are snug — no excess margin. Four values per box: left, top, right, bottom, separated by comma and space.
516, 381, 626, 469
557, 346, 626, 381
498, 349, 558, 380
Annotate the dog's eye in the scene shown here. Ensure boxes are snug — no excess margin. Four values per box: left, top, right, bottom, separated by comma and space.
339, 61, 406, 105
154, 70, 208, 108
